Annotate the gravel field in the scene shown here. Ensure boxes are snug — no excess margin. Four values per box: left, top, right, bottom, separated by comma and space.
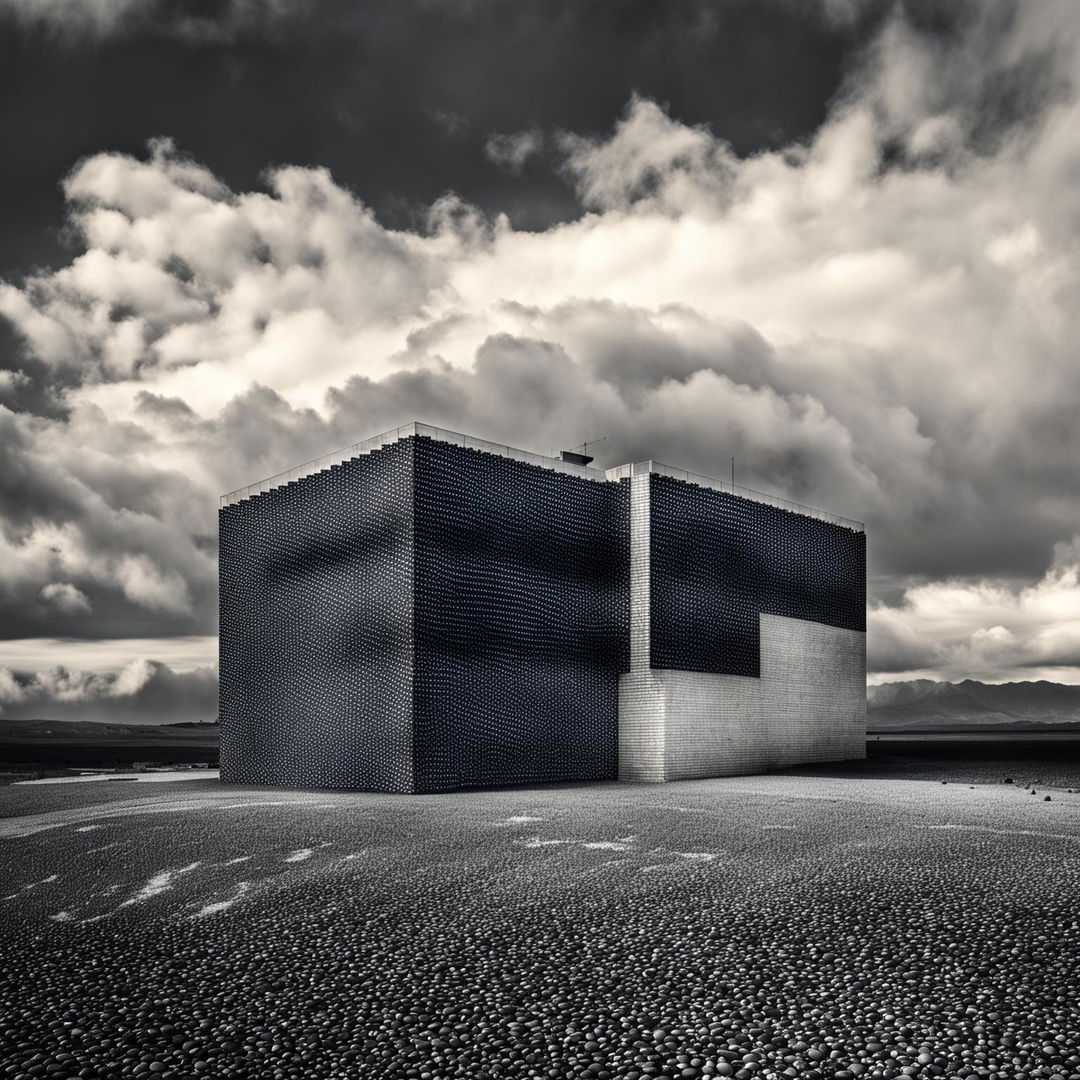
2, 754, 1080, 1080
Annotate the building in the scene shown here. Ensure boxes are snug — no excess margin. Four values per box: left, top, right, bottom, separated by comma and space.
219, 422, 865, 792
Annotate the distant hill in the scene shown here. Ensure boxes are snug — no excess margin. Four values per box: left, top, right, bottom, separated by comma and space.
0, 718, 219, 742
867, 679, 1080, 732
0, 717, 219, 768
6, 685, 1079, 742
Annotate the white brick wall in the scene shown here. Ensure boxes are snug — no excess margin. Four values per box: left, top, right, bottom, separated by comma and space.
618, 469, 866, 782
619, 614, 865, 781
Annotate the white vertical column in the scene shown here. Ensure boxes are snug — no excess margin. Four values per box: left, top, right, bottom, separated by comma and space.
619, 465, 667, 781
628, 466, 651, 671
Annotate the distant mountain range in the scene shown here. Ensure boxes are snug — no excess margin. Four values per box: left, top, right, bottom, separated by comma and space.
4, 681, 1080, 742
0, 717, 220, 769
868, 680, 1080, 732
0, 718, 219, 743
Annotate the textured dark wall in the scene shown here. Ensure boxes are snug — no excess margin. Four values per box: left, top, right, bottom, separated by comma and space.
219, 439, 415, 791
649, 473, 865, 676
412, 438, 629, 791
219, 438, 857, 790
220, 435, 630, 793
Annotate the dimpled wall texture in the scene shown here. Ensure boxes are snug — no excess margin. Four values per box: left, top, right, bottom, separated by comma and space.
649, 473, 865, 675
412, 437, 630, 791
219, 439, 415, 792
219, 435, 630, 792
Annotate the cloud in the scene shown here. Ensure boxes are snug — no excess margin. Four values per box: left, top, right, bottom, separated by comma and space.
0, 658, 217, 724
0, 0, 294, 42
0, 0, 143, 38
1, 1, 1080, 685
0, 399, 213, 639
0, 0, 878, 47
558, 94, 737, 213
0, 635, 216, 673
430, 109, 469, 140
868, 537, 1080, 684
40, 582, 91, 614
485, 129, 544, 174
866, 607, 945, 674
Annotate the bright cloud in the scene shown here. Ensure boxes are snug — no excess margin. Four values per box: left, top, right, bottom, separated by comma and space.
868, 537, 1080, 684
1, 1, 1080, 682
0, 658, 216, 723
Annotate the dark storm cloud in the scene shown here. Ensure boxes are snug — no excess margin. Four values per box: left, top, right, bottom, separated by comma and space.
866, 609, 945, 673
0, 0, 890, 283
0, 395, 216, 641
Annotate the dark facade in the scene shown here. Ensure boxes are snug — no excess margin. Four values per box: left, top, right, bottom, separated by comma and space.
219, 439, 415, 791
219, 435, 629, 793
649, 473, 866, 676
413, 438, 629, 791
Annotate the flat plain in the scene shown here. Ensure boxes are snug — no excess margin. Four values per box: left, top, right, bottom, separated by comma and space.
2, 750, 1080, 1080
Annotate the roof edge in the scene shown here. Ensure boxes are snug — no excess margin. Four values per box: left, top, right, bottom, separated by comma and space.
219, 421, 864, 531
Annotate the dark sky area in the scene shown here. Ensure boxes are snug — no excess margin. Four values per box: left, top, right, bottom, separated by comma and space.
0, 0, 889, 278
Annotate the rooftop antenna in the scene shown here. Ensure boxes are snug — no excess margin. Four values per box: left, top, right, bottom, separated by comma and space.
575, 434, 607, 456
559, 434, 606, 468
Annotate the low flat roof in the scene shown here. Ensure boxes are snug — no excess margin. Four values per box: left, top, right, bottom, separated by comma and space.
219, 420, 864, 532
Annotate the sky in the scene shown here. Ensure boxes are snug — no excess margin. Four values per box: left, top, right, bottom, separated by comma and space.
1, 0, 1079, 723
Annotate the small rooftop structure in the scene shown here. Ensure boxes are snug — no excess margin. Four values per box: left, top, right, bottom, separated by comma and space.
559, 449, 594, 467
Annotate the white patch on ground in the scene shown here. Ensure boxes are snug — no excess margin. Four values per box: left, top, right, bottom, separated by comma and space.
121, 862, 201, 906
16, 771, 219, 785
639, 865, 667, 873
214, 801, 303, 811
340, 853, 364, 861
224, 856, 252, 865
673, 851, 720, 862
519, 836, 638, 853
85, 842, 122, 854
192, 881, 252, 918
75, 825, 103, 832
283, 842, 330, 863
0, 796, 359, 840
49, 911, 74, 922
494, 815, 545, 825
4, 873, 61, 900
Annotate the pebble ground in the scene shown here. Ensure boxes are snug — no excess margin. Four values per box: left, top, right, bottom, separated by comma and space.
2, 755, 1080, 1080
